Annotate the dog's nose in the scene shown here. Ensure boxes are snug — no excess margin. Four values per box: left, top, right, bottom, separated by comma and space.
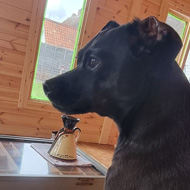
43, 80, 56, 95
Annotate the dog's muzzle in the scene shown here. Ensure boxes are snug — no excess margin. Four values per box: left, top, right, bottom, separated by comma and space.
43, 80, 56, 97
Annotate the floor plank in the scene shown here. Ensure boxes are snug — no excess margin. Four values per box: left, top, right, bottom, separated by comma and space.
78, 142, 115, 169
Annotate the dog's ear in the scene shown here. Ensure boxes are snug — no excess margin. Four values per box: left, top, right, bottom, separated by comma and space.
134, 17, 160, 56
129, 17, 160, 57
131, 16, 182, 58
140, 16, 159, 46
139, 16, 172, 48
101, 21, 120, 31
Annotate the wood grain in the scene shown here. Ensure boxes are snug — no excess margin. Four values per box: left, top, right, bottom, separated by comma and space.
0, 33, 27, 46
0, 61, 23, 77
0, 87, 19, 102
98, 0, 131, 18
128, 0, 143, 21
0, 0, 33, 12
158, 0, 169, 21
0, 74, 21, 89
0, 18, 29, 39
18, 0, 47, 108
0, 47, 25, 65
78, 142, 115, 169
99, 117, 113, 144
0, 2, 31, 25
0, 39, 26, 52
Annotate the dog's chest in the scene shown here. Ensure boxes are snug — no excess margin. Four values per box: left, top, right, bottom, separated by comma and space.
105, 145, 190, 190
105, 147, 148, 190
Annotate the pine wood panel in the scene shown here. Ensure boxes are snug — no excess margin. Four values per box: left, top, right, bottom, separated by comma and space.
18, 0, 47, 108
0, 98, 103, 142
0, 47, 25, 65
170, 0, 190, 15
143, 0, 160, 15
141, 4, 150, 19
77, 0, 99, 49
0, 112, 62, 131
0, 116, 101, 142
0, 124, 101, 142
77, 123, 101, 136
158, 0, 169, 21
0, 18, 29, 39
78, 142, 115, 169
0, 0, 33, 12
79, 134, 100, 143
0, 61, 23, 77
26, 100, 60, 113
107, 122, 119, 145
0, 74, 21, 90
93, 19, 106, 29
0, 100, 60, 119
0, 124, 46, 137
128, 0, 143, 21
117, 0, 131, 4
0, 3, 31, 26
0, 112, 101, 141
0, 39, 26, 52
0, 33, 27, 46
148, 0, 162, 6
83, 113, 104, 126
0, 87, 19, 102
169, 3, 190, 17
98, 0, 131, 18
99, 117, 113, 144
95, 6, 128, 24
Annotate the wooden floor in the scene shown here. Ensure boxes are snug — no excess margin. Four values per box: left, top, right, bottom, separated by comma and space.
78, 142, 115, 169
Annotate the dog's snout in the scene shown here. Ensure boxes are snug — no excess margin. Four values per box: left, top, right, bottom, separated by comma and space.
43, 82, 49, 94
43, 80, 56, 95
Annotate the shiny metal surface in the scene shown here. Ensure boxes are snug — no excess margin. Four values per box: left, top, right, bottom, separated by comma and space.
0, 140, 103, 176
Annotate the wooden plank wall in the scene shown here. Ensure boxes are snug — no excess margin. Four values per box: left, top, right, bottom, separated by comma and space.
0, 0, 189, 144
0, 0, 104, 143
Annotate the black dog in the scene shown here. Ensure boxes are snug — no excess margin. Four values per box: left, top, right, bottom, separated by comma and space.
43, 16, 190, 190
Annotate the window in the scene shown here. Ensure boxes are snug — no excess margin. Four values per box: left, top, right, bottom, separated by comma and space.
31, 0, 85, 101
166, 13, 186, 38
183, 47, 190, 81
166, 11, 190, 82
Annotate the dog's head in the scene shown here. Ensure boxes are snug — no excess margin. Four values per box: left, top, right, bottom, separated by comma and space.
43, 16, 182, 119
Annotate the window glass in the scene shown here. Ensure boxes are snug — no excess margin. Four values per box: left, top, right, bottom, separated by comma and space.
166, 13, 190, 83
31, 0, 85, 101
166, 13, 186, 38
183, 47, 190, 82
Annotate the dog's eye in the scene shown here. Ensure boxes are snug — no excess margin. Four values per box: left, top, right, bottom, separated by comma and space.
87, 58, 99, 69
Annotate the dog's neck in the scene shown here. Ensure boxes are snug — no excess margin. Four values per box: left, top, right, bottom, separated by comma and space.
111, 63, 190, 149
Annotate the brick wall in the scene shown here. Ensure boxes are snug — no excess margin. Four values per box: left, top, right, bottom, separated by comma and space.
44, 19, 78, 50
35, 19, 78, 82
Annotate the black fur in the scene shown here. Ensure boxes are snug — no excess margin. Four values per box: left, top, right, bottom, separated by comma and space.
43, 17, 190, 190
